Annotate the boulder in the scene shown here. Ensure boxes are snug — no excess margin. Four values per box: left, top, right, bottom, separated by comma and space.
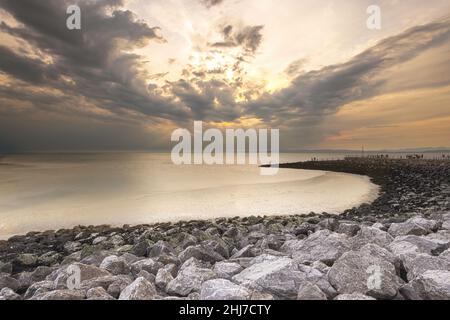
409, 270, 450, 300
15, 253, 38, 267
441, 249, 450, 261
0, 287, 21, 300
86, 287, 115, 300
131, 258, 163, 275
334, 293, 376, 300
291, 230, 350, 265
297, 264, 337, 298
388, 217, 440, 237
148, 241, 175, 258
389, 235, 445, 256
296, 282, 327, 300
328, 244, 402, 299
53, 263, 111, 289
119, 277, 157, 300
230, 245, 259, 259
200, 279, 252, 300
0, 274, 19, 292
31, 266, 55, 282
232, 257, 304, 299
0, 262, 12, 274
213, 262, 243, 280
166, 263, 216, 296
155, 266, 174, 290
107, 277, 133, 298
179, 245, 224, 263
24, 280, 55, 299
351, 226, 394, 250
39, 289, 85, 300
337, 223, 360, 237
400, 254, 450, 281
100, 255, 130, 275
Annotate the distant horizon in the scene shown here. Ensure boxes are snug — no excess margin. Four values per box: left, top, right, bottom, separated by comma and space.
2, 146, 450, 155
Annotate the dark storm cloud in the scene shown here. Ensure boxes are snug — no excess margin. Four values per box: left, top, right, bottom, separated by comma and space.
245, 17, 450, 128
0, 0, 193, 122
0, 0, 449, 151
212, 24, 264, 55
0, 46, 58, 84
200, 0, 224, 9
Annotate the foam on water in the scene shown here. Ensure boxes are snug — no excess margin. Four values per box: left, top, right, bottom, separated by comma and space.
0, 153, 379, 239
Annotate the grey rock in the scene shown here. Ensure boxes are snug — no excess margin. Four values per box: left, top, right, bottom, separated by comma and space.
86, 287, 115, 300
131, 258, 163, 275
388, 217, 440, 237
200, 279, 251, 300
232, 257, 304, 299
230, 245, 259, 259
351, 226, 394, 250
0, 274, 19, 292
179, 245, 224, 263
39, 289, 85, 300
155, 267, 174, 290
334, 293, 376, 300
92, 236, 108, 245
15, 253, 38, 267
137, 270, 155, 283
24, 280, 55, 299
297, 281, 327, 300
291, 230, 351, 265
119, 277, 157, 300
400, 253, 450, 281
53, 263, 111, 289
337, 223, 360, 236
389, 235, 445, 256
0, 262, 12, 274
213, 262, 243, 280
328, 244, 402, 299
149, 241, 175, 258
0, 287, 21, 300
297, 264, 337, 299
167, 263, 216, 296
107, 276, 133, 298
100, 255, 130, 275
64, 241, 82, 253
31, 266, 54, 282
409, 270, 450, 300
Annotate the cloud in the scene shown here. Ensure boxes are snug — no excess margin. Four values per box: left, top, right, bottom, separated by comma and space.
212, 24, 264, 55
200, 0, 224, 9
0, 0, 449, 151
245, 17, 450, 127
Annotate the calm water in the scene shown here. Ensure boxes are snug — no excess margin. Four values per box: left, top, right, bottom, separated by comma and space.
0, 152, 381, 238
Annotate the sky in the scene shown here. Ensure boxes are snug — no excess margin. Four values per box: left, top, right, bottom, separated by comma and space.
0, 0, 449, 152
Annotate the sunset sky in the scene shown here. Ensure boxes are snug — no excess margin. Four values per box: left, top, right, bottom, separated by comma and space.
0, 0, 449, 152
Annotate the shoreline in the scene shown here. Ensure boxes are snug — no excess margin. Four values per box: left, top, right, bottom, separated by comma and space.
1, 158, 450, 300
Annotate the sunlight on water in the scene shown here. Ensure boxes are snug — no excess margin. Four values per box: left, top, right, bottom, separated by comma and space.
0, 153, 379, 238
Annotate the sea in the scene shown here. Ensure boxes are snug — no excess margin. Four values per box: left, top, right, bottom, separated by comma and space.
0, 151, 446, 239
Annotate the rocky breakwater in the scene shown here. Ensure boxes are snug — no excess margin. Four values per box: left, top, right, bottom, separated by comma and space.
0, 159, 449, 300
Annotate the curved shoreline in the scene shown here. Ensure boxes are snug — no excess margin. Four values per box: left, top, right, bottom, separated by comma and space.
0, 168, 377, 239
1, 158, 450, 300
